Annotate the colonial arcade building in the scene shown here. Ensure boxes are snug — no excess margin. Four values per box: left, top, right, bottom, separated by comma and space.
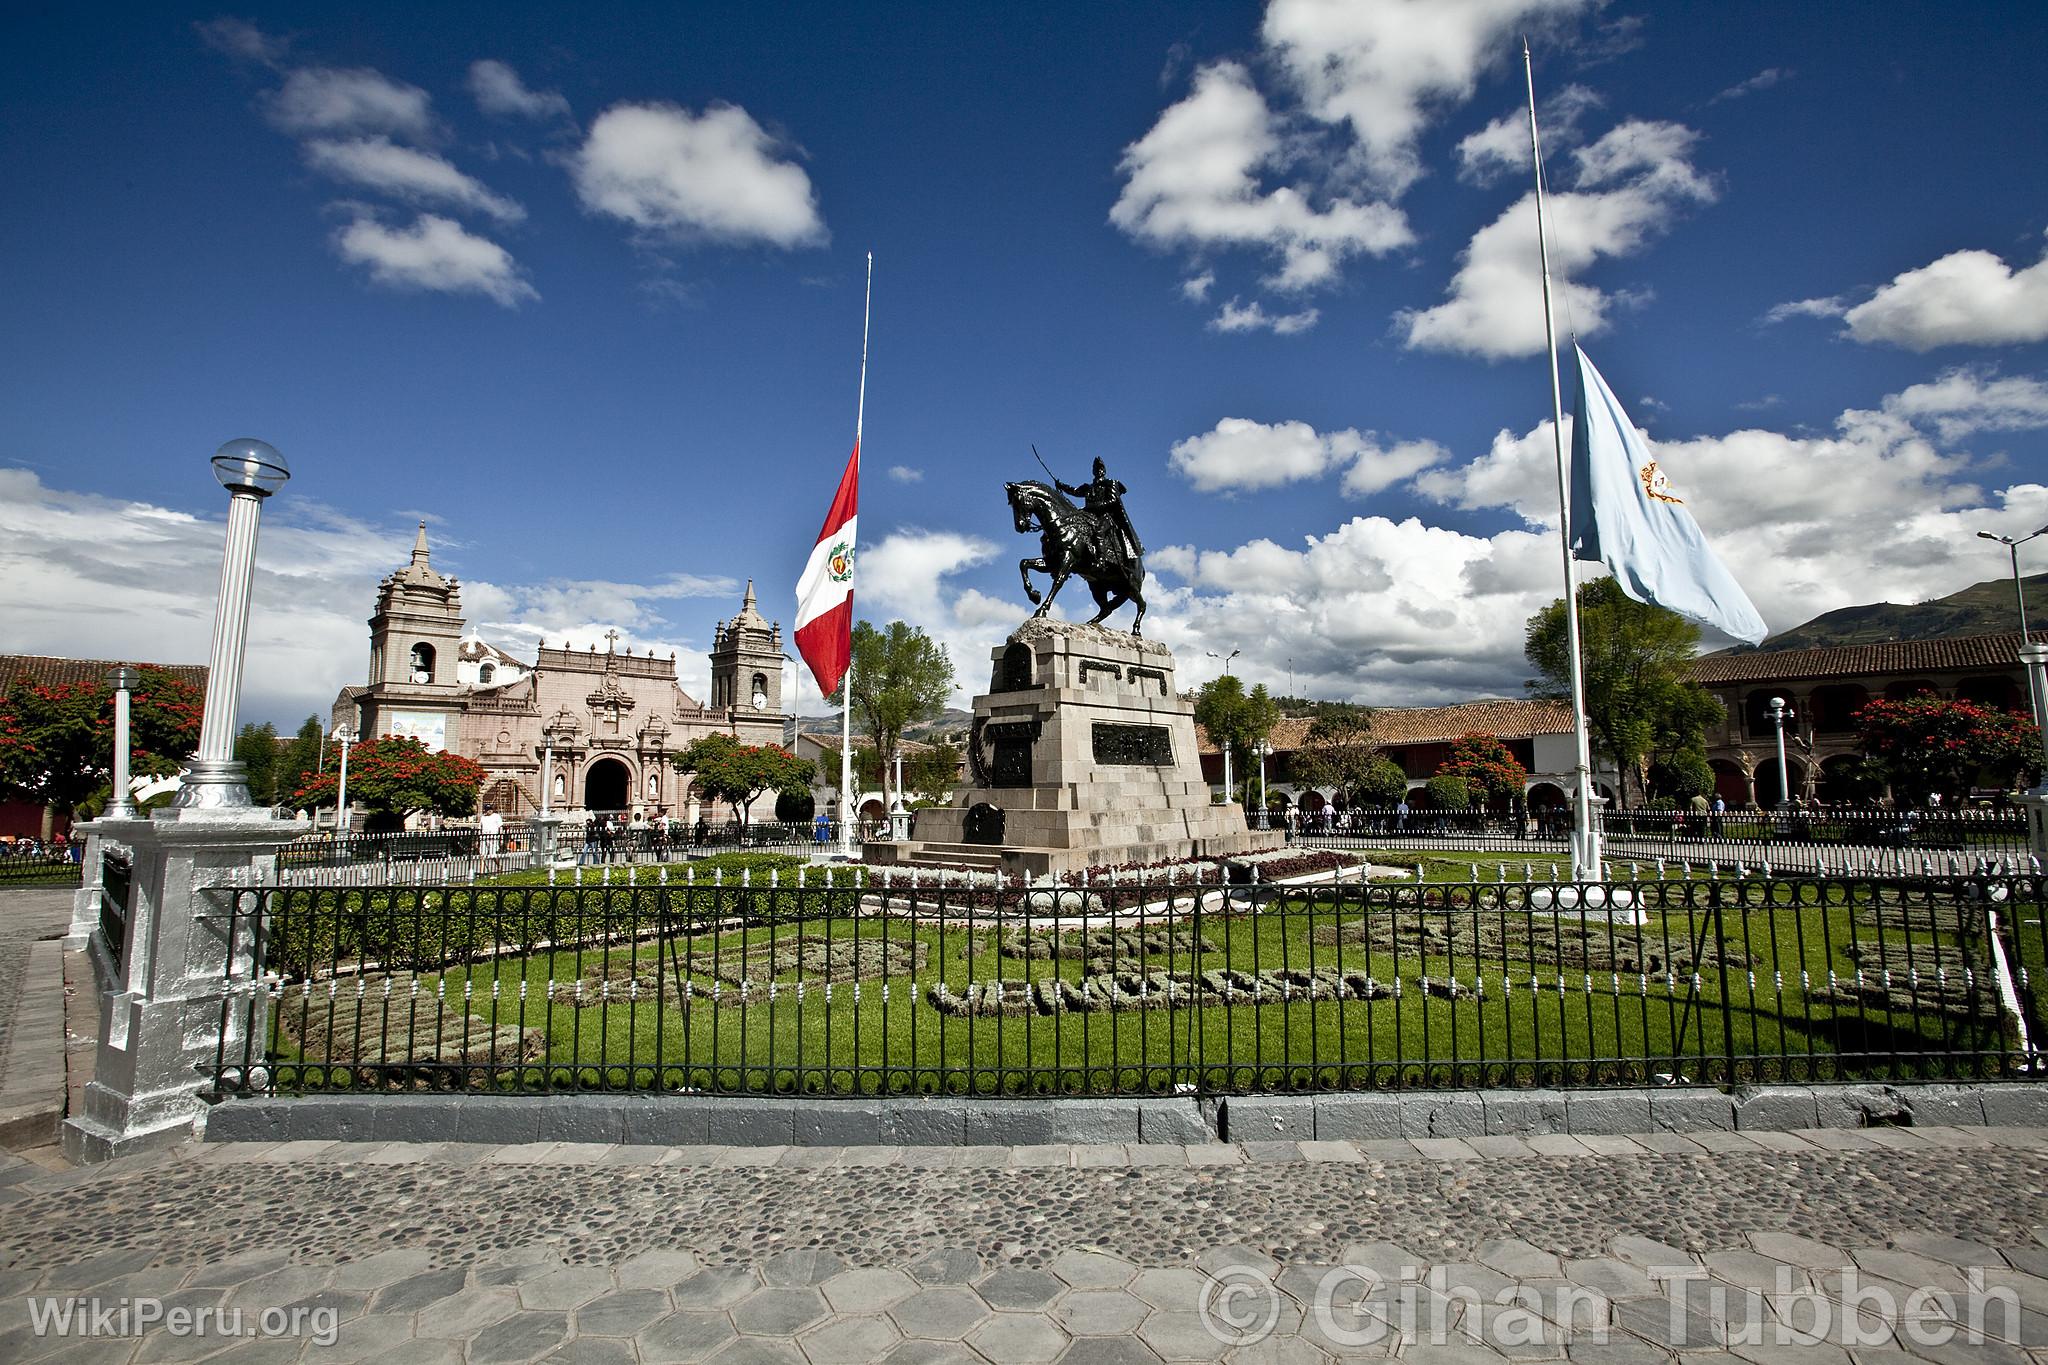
330, 526, 787, 821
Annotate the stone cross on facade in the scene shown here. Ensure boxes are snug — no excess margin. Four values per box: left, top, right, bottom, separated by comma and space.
587, 631, 636, 733
604, 628, 620, 652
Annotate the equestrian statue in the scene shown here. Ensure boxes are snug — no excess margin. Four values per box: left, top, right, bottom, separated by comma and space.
1006, 455, 1147, 635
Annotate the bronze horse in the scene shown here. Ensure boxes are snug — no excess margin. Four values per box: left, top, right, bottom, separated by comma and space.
1006, 480, 1147, 635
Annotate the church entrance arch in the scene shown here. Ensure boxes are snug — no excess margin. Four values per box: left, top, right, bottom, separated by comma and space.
584, 757, 631, 812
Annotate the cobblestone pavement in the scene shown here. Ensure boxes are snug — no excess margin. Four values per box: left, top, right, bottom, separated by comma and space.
3, 1124, 2048, 1362
0, 890, 70, 1089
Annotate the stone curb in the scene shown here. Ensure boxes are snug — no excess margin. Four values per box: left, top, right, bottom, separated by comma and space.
199, 1081, 2048, 1147
0, 940, 67, 1149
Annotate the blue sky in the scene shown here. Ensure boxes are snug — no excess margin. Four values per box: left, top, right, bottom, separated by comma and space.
4, 2, 2047, 728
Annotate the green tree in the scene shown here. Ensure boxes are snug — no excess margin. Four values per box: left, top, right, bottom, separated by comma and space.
1525, 578, 1721, 807
831, 620, 955, 805
1358, 755, 1411, 806
1435, 732, 1529, 809
1193, 675, 1281, 799
0, 666, 204, 818
671, 733, 816, 826
1647, 746, 1714, 804
904, 742, 962, 804
1288, 713, 1381, 803
1425, 774, 1472, 810
293, 737, 487, 827
233, 723, 279, 805
1854, 696, 2041, 806
274, 716, 325, 810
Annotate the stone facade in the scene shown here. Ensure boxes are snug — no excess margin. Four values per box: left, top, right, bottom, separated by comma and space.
331, 527, 785, 822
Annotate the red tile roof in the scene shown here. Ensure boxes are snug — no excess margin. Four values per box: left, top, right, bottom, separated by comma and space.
1199, 698, 1574, 755
0, 655, 209, 692
1685, 631, 2048, 685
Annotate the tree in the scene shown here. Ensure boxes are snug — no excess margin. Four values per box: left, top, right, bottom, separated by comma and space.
234, 723, 279, 805
904, 742, 962, 804
1647, 746, 1714, 804
1358, 756, 1411, 806
1435, 732, 1529, 809
1425, 774, 1472, 810
293, 737, 486, 826
1288, 713, 1382, 803
274, 716, 325, 810
832, 621, 955, 805
1525, 578, 1722, 806
670, 733, 816, 826
1853, 696, 2041, 806
1193, 676, 1282, 787
0, 666, 204, 818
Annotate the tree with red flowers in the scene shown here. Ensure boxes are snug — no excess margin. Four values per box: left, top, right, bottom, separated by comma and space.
671, 733, 815, 826
292, 736, 487, 822
0, 667, 204, 817
1853, 696, 2041, 805
1435, 732, 1530, 809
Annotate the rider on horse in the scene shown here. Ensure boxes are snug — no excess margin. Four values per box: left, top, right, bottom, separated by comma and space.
1056, 458, 1144, 574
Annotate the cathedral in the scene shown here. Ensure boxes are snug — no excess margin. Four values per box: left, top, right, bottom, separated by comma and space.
330, 526, 788, 820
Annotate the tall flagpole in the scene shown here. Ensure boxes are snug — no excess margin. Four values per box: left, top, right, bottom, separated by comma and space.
1525, 40, 1602, 880
840, 252, 872, 859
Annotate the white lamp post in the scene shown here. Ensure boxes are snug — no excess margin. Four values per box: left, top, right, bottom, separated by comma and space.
1978, 525, 2048, 736
172, 439, 289, 810
1204, 648, 1241, 803
104, 666, 141, 819
1254, 739, 1270, 828
332, 723, 356, 833
1767, 697, 1792, 811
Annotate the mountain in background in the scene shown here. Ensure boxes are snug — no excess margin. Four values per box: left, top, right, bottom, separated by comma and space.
1723, 572, 2046, 654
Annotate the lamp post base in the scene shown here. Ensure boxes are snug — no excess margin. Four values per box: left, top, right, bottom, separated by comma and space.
168, 759, 266, 816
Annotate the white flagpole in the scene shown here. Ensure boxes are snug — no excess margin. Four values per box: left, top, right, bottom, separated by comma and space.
1525, 40, 1602, 881
840, 252, 872, 859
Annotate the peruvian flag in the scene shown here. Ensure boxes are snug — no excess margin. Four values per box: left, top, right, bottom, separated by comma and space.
795, 441, 859, 696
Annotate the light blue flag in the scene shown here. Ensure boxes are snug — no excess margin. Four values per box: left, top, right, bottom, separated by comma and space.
1569, 344, 1768, 645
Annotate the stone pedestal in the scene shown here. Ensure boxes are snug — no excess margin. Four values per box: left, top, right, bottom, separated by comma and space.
871, 619, 1282, 877
62, 809, 294, 1163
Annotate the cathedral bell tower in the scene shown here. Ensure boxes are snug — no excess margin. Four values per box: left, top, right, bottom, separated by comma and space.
708, 580, 785, 717
358, 522, 466, 749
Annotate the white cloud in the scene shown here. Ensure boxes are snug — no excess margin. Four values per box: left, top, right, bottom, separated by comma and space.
1761, 294, 1847, 326
858, 530, 998, 626
1181, 270, 1215, 301
1841, 233, 2048, 350
1398, 119, 1715, 358
1168, 417, 1445, 495
195, 17, 287, 67
1708, 67, 1790, 104
571, 102, 826, 248
467, 59, 572, 122
333, 212, 537, 306
1209, 298, 1320, 334
305, 137, 524, 222
1259, 0, 1593, 196
886, 465, 924, 483
1456, 84, 1601, 186
1109, 62, 1413, 294
1882, 367, 2048, 441
265, 67, 436, 140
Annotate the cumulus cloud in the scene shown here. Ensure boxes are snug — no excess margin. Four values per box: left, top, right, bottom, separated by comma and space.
1398, 119, 1715, 358
1882, 367, 2048, 441
1760, 294, 1847, 326
1168, 417, 1445, 496
1109, 62, 1413, 294
1455, 84, 1601, 186
886, 465, 924, 483
195, 16, 287, 67
305, 137, 524, 222
1259, 0, 1593, 197
859, 530, 998, 627
1181, 270, 1215, 301
265, 67, 436, 139
467, 59, 572, 122
1841, 232, 2048, 350
333, 212, 537, 306
571, 101, 826, 248
1707, 67, 1790, 104
1210, 298, 1320, 334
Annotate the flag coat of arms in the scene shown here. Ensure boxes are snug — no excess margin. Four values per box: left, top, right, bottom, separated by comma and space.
1569, 344, 1767, 645
795, 442, 859, 695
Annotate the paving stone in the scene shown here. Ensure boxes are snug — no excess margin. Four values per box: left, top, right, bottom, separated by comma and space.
43, 1248, 173, 1292
707, 1339, 809, 1365
520, 1266, 616, 1310
1475, 1238, 1564, 1280
1851, 1248, 1975, 1292
798, 1313, 906, 1363
416, 1286, 523, 1339
822, 1267, 920, 1314
576, 1287, 673, 1337
891, 1286, 992, 1340
1009, 1145, 1073, 1168
1561, 1339, 1668, 1363
673, 1267, 763, 1310
469, 1309, 572, 1364
881, 1342, 982, 1365
1297, 1142, 1361, 1163
1054, 1338, 1165, 1365
1050, 1251, 1141, 1291
1611, 1291, 1721, 1350
906, 1249, 984, 1286
1195, 1247, 1279, 1281
1746, 1232, 1845, 1270
333, 1247, 436, 1293
1704, 1248, 1808, 1293
762, 1249, 848, 1288
1053, 1290, 1151, 1337
968, 1311, 1071, 1363
1183, 1145, 1244, 1167
1610, 1236, 1695, 1273
1130, 1268, 1209, 1313
1408, 1138, 1480, 1161
1728, 1341, 1853, 1365
733, 1288, 830, 1337
978, 1267, 1068, 1312
228, 1265, 337, 1312
364, 1342, 464, 1365
1139, 1311, 1237, 1361
618, 1249, 704, 1290
637, 1309, 740, 1363
1887, 1231, 2006, 1269
369, 1265, 469, 1315
545, 1338, 640, 1365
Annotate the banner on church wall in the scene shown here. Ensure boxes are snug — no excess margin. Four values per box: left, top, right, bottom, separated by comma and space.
386, 710, 449, 753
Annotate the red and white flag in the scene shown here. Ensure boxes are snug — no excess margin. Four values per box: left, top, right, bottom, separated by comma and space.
794, 441, 859, 696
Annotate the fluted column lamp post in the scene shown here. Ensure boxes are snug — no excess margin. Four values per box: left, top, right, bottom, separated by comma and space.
104, 666, 141, 819
172, 439, 289, 812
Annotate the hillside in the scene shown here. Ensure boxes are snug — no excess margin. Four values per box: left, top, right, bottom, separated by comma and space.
1730, 571, 2047, 654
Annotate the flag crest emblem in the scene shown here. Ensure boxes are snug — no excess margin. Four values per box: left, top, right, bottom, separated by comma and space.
828, 542, 854, 581
1639, 461, 1683, 504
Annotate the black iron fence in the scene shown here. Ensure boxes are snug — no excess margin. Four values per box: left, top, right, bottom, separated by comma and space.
208, 866, 2047, 1099
0, 850, 83, 886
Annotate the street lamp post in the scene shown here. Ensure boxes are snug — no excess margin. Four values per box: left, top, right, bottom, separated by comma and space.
1767, 697, 1793, 812
332, 724, 356, 833
1254, 739, 1270, 828
1205, 648, 1241, 804
1978, 524, 2048, 736
104, 666, 141, 819
172, 439, 289, 811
